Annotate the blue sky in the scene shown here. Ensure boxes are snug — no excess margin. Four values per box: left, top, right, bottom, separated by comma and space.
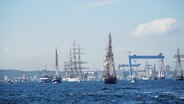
0, 0, 184, 71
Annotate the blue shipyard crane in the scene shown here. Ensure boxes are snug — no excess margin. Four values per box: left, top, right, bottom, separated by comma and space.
118, 64, 141, 79
118, 64, 141, 70
128, 53, 164, 79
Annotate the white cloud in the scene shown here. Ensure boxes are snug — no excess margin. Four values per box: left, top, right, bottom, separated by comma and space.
132, 18, 184, 37
14, 49, 21, 54
75, 0, 118, 10
4, 48, 10, 52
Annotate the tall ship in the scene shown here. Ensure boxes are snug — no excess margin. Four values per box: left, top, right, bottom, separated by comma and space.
152, 64, 158, 80
173, 48, 183, 80
103, 33, 117, 84
142, 62, 152, 80
63, 41, 87, 82
52, 49, 62, 83
158, 59, 165, 79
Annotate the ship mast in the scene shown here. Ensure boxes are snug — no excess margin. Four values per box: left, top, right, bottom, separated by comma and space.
69, 49, 74, 77
73, 40, 77, 77
104, 32, 116, 77
174, 48, 184, 76
104, 32, 117, 84
66, 40, 88, 79
55, 48, 60, 78
77, 44, 83, 79
109, 33, 116, 77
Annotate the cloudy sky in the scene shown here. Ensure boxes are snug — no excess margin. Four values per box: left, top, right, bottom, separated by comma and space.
0, 0, 184, 71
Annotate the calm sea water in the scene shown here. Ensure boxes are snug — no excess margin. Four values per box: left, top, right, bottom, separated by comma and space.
0, 79, 184, 104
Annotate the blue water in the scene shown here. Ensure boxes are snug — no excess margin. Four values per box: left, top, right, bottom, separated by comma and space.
0, 80, 184, 104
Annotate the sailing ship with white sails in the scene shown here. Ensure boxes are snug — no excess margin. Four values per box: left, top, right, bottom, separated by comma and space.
173, 48, 183, 80
63, 41, 87, 82
103, 33, 117, 84
158, 59, 165, 79
142, 62, 152, 80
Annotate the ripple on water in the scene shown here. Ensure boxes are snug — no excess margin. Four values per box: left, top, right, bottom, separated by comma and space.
0, 80, 184, 104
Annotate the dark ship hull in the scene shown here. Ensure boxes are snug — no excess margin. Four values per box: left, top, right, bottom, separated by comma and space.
104, 76, 117, 84
52, 77, 61, 83
52, 79, 61, 83
158, 76, 165, 79
153, 76, 158, 80
174, 75, 183, 80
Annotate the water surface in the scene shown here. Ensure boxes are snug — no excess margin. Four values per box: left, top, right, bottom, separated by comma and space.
0, 79, 184, 104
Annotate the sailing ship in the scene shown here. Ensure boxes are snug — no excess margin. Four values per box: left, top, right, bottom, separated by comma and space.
3, 75, 14, 84
142, 62, 152, 80
52, 49, 62, 83
129, 68, 137, 83
103, 33, 117, 84
152, 64, 158, 80
63, 41, 87, 82
4, 75, 8, 82
158, 59, 165, 79
173, 48, 183, 80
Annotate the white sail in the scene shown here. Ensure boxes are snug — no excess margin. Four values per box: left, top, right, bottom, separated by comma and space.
63, 41, 88, 82
173, 48, 183, 80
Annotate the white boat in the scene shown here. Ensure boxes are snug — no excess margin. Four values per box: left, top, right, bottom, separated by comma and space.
142, 76, 150, 80
3, 75, 9, 82
66, 77, 80, 82
131, 77, 136, 83
40, 74, 52, 83
62, 77, 68, 81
